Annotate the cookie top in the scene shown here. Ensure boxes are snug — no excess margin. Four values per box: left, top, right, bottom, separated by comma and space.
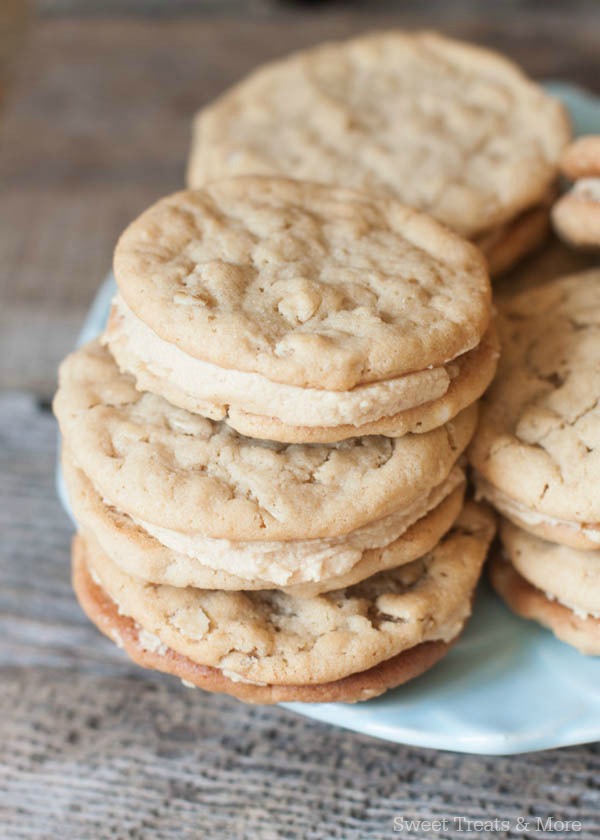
82, 502, 495, 685
470, 270, 600, 524
114, 179, 491, 390
54, 341, 476, 541
188, 31, 569, 239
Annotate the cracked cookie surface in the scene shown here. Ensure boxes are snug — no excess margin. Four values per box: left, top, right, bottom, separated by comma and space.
54, 340, 477, 540
187, 31, 569, 242
114, 178, 491, 390
469, 270, 600, 526
78, 502, 495, 685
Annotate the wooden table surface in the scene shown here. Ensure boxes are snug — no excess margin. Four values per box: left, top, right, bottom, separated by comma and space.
1, 2, 599, 837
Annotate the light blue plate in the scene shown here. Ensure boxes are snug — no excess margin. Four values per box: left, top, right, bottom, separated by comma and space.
57, 84, 600, 755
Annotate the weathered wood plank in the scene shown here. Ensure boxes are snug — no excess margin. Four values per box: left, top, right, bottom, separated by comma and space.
1, 668, 599, 840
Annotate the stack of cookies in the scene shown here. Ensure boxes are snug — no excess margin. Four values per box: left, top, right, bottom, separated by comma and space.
55, 176, 497, 702
188, 31, 570, 276
470, 270, 600, 656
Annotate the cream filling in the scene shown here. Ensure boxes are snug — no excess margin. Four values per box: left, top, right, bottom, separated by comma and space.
543, 591, 600, 621
475, 475, 600, 545
573, 177, 600, 201
220, 669, 268, 686
108, 295, 460, 428
132, 468, 464, 587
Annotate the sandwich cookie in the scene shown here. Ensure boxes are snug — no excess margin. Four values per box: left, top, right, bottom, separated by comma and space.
106, 177, 494, 442
72, 502, 496, 702
552, 136, 600, 248
470, 270, 600, 550
62, 450, 466, 595
55, 341, 477, 588
187, 31, 570, 273
490, 550, 600, 657
107, 298, 499, 444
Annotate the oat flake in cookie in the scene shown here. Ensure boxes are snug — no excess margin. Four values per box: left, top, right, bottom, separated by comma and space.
187, 31, 570, 271
470, 269, 600, 549
108, 177, 493, 441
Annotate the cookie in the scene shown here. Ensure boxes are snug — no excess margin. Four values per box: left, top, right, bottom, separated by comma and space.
552, 136, 600, 248
476, 201, 551, 277
72, 545, 456, 703
106, 298, 499, 443
187, 31, 569, 270
500, 518, 600, 618
560, 136, 600, 180
114, 179, 490, 391
552, 188, 600, 249
62, 448, 465, 594
54, 340, 478, 543
489, 554, 600, 656
470, 270, 600, 548
73, 501, 495, 689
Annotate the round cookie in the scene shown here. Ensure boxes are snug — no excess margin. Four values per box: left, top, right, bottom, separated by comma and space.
113, 179, 491, 392
187, 31, 569, 257
469, 270, 600, 541
106, 299, 498, 443
75, 501, 495, 687
63, 450, 466, 594
73, 545, 456, 704
54, 340, 478, 541
552, 136, 600, 248
489, 554, 600, 656
500, 518, 600, 617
